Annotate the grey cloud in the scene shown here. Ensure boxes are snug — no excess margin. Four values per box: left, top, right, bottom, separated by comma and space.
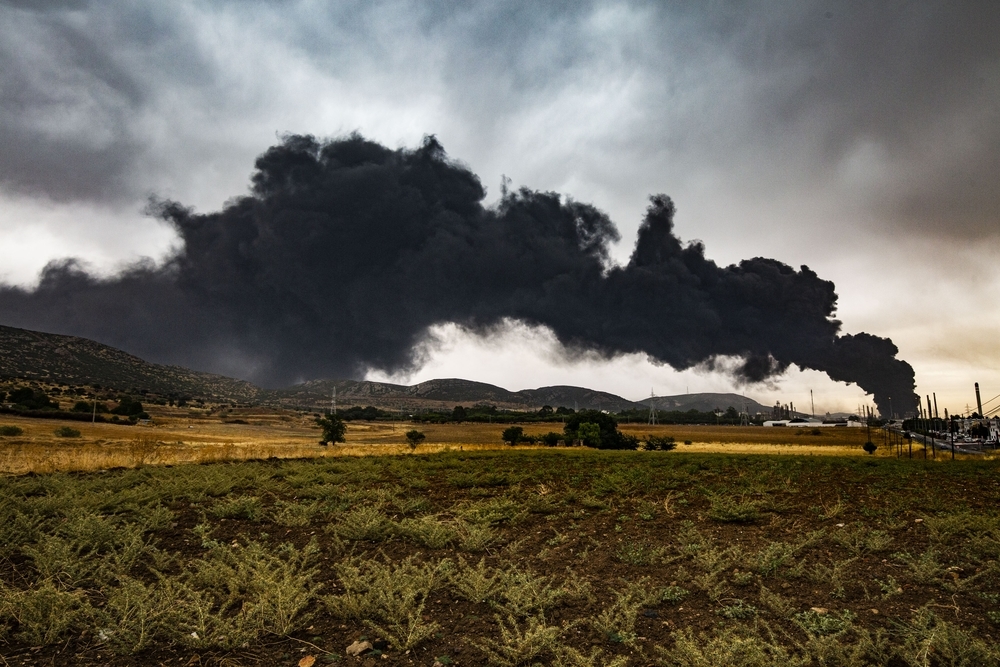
0, 0, 996, 226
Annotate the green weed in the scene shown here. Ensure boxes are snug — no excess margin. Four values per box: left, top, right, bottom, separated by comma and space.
209, 494, 264, 521
707, 494, 762, 523
472, 613, 563, 666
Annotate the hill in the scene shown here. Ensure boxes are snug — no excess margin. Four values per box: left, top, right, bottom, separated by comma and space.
265, 378, 541, 411
265, 380, 762, 414
650, 392, 772, 415
0, 325, 260, 402
266, 378, 643, 412
0, 325, 775, 414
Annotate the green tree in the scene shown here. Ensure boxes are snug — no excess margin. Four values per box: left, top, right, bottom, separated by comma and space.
501, 426, 524, 446
9, 387, 58, 410
563, 410, 637, 449
538, 431, 562, 447
405, 429, 426, 451
71, 400, 108, 413
111, 397, 145, 416
644, 435, 676, 451
316, 415, 347, 444
577, 422, 601, 447
452, 405, 467, 422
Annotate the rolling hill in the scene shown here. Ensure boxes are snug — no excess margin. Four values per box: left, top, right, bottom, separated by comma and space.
0, 324, 775, 414
264, 378, 643, 412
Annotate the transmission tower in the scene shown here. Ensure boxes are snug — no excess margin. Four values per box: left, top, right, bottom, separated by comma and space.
648, 389, 658, 425
740, 400, 750, 427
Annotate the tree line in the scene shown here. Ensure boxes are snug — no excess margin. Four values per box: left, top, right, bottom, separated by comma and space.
0, 386, 149, 422
326, 403, 751, 425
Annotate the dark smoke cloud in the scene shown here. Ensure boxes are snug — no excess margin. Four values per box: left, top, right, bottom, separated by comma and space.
0, 134, 917, 415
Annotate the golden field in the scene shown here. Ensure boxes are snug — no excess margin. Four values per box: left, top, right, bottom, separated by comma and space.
0, 400, 966, 475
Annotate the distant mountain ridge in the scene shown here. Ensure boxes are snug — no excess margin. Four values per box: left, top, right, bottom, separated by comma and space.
266, 379, 772, 414
264, 378, 643, 412
0, 325, 260, 401
650, 392, 771, 415
0, 324, 772, 413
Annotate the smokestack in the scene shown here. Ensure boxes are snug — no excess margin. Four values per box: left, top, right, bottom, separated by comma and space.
976, 382, 984, 418
927, 395, 933, 420
0, 134, 922, 414
933, 393, 939, 419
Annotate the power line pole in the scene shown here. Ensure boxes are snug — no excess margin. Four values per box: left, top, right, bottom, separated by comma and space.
648, 389, 657, 426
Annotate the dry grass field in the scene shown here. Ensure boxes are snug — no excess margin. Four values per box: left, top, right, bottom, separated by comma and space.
0, 406, 972, 475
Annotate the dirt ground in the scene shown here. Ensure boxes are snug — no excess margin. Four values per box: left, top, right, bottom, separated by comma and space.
2, 449, 1000, 666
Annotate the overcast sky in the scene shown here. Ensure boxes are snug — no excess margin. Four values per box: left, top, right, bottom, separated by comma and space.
1, 0, 998, 415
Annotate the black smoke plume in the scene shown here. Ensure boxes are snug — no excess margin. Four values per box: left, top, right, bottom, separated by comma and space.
0, 134, 918, 415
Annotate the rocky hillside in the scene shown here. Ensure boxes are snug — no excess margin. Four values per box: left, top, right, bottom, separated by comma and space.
0, 325, 260, 402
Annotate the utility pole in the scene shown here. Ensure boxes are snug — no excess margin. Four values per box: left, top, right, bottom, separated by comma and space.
951, 416, 955, 460
92, 396, 97, 424
810, 390, 815, 419
648, 389, 657, 426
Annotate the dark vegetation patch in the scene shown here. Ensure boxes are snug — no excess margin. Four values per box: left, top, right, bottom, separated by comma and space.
2, 451, 1000, 665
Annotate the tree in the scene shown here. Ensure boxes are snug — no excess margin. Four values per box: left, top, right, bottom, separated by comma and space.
563, 410, 636, 449
577, 422, 601, 447
452, 405, 467, 422
863, 441, 877, 455
645, 435, 677, 451
501, 426, 524, 446
111, 397, 145, 416
316, 415, 347, 444
405, 429, 426, 451
539, 431, 562, 447
9, 387, 58, 410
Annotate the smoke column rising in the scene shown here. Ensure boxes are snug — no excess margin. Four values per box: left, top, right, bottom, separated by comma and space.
0, 134, 918, 415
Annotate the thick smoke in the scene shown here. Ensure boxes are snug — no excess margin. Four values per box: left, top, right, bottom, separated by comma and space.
0, 134, 918, 415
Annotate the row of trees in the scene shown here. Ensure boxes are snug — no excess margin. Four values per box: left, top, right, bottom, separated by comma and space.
502, 410, 676, 451
1, 386, 149, 421
327, 402, 747, 426
1, 388, 59, 411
